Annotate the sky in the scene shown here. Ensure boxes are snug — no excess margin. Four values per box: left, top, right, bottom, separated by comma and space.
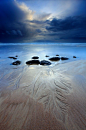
0, 0, 86, 43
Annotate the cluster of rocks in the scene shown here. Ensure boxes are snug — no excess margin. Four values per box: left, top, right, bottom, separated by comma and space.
26, 55, 69, 66
26, 56, 51, 65
49, 56, 69, 61
26, 60, 51, 65
8, 54, 77, 66
8, 55, 21, 65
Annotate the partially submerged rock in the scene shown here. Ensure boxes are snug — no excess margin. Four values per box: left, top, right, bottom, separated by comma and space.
56, 54, 59, 56
26, 60, 40, 65
49, 57, 60, 61
15, 55, 18, 57
73, 56, 76, 58
61, 57, 69, 60
12, 60, 21, 65
45, 55, 49, 57
40, 60, 51, 65
32, 56, 39, 59
8, 57, 17, 60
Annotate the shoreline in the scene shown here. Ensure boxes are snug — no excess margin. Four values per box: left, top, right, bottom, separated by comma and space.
0, 60, 86, 130
0, 43, 86, 47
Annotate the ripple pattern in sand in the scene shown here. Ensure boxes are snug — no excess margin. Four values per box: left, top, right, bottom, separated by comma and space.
0, 63, 86, 130
17, 67, 72, 122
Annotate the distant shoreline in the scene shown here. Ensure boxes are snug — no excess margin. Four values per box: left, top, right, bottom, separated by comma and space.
0, 43, 86, 47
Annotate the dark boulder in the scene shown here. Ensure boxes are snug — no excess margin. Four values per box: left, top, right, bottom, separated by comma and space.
73, 56, 76, 58
12, 60, 21, 65
8, 57, 17, 60
26, 60, 40, 65
49, 57, 60, 61
32, 56, 39, 59
56, 54, 59, 56
40, 60, 51, 65
15, 55, 18, 57
45, 55, 49, 57
61, 57, 69, 60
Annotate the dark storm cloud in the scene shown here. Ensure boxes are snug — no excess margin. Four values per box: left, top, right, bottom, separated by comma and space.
46, 16, 86, 31
0, 0, 38, 42
46, 16, 86, 42
0, 0, 86, 43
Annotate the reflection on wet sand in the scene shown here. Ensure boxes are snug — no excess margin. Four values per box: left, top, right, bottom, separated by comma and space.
0, 60, 86, 130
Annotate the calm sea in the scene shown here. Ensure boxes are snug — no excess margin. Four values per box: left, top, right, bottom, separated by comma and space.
0, 43, 86, 67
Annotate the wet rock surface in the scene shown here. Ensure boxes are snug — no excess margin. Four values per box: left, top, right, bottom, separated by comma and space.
49, 57, 60, 61
8, 57, 17, 60
61, 57, 69, 60
26, 60, 40, 65
45, 55, 49, 57
56, 54, 59, 56
73, 56, 76, 58
15, 55, 18, 57
12, 60, 21, 65
32, 56, 39, 59
40, 60, 51, 65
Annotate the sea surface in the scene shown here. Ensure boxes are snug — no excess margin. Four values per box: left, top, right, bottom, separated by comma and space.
0, 43, 86, 67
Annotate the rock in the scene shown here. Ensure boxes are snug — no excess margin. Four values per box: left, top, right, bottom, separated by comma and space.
40, 60, 51, 65
12, 60, 21, 65
32, 56, 39, 59
8, 57, 17, 60
45, 55, 49, 57
73, 56, 76, 58
15, 55, 18, 57
49, 57, 60, 61
61, 57, 69, 60
26, 60, 40, 65
56, 54, 59, 56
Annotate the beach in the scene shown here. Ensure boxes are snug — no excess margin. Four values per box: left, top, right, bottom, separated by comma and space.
0, 44, 86, 130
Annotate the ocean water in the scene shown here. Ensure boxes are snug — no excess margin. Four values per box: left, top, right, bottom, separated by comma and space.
0, 43, 86, 67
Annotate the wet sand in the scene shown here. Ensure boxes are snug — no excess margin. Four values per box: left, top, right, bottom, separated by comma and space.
0, 60, 86, 130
